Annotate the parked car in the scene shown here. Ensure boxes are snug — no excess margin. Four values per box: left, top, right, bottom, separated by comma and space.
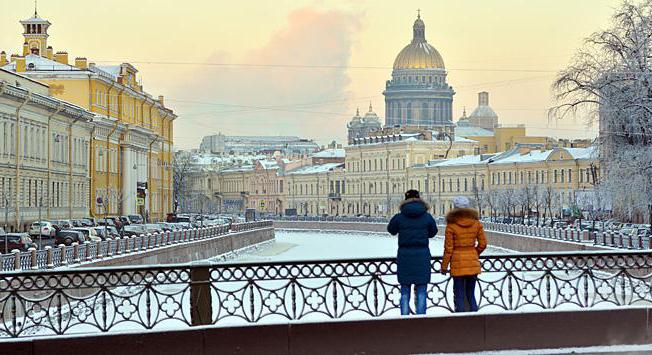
119, 216, 132, 226
128, 214, 144, 224
79, 218, 95, 227
94, 226, 120, 240
70, 227, 101, 242
55, 230, 86, 246
173, 222, 193, 230
145, 224, 164, 234
97, 217, 122, 230
51, 220, 73, 229
28, 221, 56, 238
122, 224, 147, 237
1, 233, 36, 253
70, 219, 84, 227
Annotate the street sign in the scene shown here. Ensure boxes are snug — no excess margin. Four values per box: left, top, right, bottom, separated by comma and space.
96, 197, 103, 205
137, 197, 145, 206
260, 200, 265, 209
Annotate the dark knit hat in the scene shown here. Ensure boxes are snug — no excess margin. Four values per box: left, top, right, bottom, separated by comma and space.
405, 189, 420, 200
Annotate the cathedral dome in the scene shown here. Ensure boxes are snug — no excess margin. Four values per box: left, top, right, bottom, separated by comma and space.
393, 14, 445, 70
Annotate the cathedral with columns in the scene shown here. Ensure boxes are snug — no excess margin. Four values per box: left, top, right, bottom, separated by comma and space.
383, 11, 455, 134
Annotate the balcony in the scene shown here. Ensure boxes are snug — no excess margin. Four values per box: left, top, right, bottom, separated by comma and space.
328, 192, 341, 201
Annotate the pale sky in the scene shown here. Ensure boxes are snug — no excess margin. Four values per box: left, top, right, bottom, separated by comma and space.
1, 0, 620, 149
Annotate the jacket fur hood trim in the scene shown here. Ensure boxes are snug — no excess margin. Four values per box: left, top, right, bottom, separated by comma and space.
399, 197, 431, 211
446, 208, 479, 224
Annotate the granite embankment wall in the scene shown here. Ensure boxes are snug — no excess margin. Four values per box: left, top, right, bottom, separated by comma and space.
273, 221, 610, 252
83, 227, 274, 267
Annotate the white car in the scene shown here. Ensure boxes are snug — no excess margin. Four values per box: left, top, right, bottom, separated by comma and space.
70, 227, 101, 242
28, 222, 56, 237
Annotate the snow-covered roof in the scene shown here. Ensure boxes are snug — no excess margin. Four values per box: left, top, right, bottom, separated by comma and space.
2, 54, 80, 72
313, 149, 345, 158
453, 136, 477, 143
428, 154, 489, 167
193, 154, 267, 166
491, 149, 553, 164
94, 65, 121, 79
258, 160, 280, 170
455, 126, 494, 137
564, 146, 597, 160
286, 163, 344, 175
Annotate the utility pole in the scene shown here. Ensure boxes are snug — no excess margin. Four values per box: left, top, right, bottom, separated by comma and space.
3, 192, 8, 253
38, 197, 42, 250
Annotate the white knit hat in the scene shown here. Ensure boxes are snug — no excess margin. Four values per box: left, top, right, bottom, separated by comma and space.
452, 196, 471, 209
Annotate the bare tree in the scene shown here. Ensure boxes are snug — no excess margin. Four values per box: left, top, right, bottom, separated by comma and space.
173, 151, 196, 214
542, 186, 559, 226
552, 0, 652, 223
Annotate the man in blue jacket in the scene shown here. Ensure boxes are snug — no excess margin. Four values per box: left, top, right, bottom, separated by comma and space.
387, 190, 438, 315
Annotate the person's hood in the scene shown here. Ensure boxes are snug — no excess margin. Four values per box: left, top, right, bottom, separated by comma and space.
399, 198, 430, 218
446, 208, 479, 227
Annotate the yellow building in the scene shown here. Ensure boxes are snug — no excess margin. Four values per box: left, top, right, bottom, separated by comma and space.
344, 131, 478, 217
460, 125, 555, 154
285, 163, 345, 216
1, 11, 176, 221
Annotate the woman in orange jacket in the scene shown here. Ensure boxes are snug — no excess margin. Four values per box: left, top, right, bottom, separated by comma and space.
440, 196, 487, 312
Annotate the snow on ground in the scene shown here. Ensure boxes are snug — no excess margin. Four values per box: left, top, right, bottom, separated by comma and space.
218, 229, 508, 263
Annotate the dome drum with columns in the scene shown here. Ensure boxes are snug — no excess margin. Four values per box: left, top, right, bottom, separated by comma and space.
383, 13, 455, 134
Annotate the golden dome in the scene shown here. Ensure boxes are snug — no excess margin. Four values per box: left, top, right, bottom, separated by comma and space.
392, 14, 445, 70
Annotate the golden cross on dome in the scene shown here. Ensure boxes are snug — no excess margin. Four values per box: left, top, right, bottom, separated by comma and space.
417, 9, 421, 19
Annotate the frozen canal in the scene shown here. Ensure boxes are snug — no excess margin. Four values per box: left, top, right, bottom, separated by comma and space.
217, 229, 509, 263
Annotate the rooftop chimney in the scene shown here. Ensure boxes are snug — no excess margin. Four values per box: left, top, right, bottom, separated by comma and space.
74, 57, 88, 69
158, 95, 165, 106
15, 56, 26, 72
54, 52, 68, 65
46, 46, 53, 60
0, 51, 6, 66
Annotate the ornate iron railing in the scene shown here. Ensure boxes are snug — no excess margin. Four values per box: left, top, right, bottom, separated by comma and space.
0, 251, 650, 338
0, 221, 273, 272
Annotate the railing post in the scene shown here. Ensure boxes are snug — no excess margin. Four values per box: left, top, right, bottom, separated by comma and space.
83, 241, 92, 261
96, 240, 103, 259
45, 246, 54, 268
72, 243, 80, 264
29, 248, 37, 270
13, 249, 20, 270
59, 245, 67, 266
190, 264, 213, 326
107, 239, 114, 257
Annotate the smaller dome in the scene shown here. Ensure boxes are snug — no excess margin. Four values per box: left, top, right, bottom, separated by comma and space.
363, 102, 380, 122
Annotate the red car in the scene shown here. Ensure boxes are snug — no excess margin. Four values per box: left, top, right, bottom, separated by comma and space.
1, 233, 37, 253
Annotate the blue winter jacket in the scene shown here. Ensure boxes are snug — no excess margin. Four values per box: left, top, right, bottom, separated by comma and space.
387, 198, 438, 285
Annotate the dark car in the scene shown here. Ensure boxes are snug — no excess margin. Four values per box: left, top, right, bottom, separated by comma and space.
54, 230, 86, 246
94, 226, 120, 240
70, 219, 84, 227
128, 214, 144, 224
1, 233, 36, 253
98, 217, 122, 230
119, 216, 132, 226
80, 218, 95, 227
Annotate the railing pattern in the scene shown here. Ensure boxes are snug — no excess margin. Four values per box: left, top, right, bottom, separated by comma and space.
0, 221, 273, 272
0, 251, 650, 338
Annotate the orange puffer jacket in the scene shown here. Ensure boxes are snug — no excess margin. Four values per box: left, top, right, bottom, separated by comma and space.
441, 208, 487, 277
